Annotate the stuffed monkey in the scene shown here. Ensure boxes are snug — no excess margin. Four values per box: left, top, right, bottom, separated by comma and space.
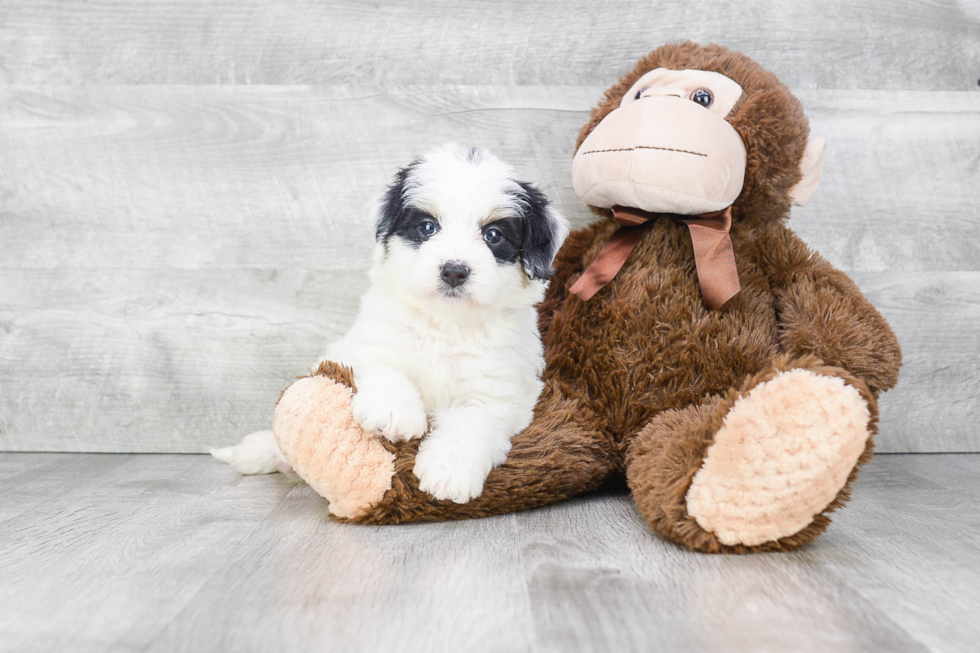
272, 42, 902, 553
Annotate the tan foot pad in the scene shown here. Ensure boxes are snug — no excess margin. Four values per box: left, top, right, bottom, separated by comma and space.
686, 369, 871, 546
274, 376, 394, 519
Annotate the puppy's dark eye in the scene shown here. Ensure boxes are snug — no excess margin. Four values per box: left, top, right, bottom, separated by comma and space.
634, 86, 649, 100
483, 228, 502, 245
419, 220, 439, 238
690, 88, 713, 108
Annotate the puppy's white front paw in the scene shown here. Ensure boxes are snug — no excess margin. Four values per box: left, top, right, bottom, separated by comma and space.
351, 383, 428, 442
413, 440, 491, 503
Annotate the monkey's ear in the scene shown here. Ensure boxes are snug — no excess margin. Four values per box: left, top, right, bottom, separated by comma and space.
789, 136, 827, 206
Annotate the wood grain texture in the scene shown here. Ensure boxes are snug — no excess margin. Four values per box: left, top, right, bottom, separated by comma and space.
861, 272, 980, 453
1, 452, 978, 652
1, 85, 977, 452
801, 454, 980, 653
146, 484, 537, 653
1, 0, 978, 88
0, 85, 596, 453
0, 454, 296, 653
790, 90, 980, 272
516, 491, 929, 653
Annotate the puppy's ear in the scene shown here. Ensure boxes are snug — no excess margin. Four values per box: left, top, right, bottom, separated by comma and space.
373, 162, 415, 244
515, 182, 571, 280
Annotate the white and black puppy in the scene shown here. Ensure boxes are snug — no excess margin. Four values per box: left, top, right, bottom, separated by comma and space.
214, 143, 569, 503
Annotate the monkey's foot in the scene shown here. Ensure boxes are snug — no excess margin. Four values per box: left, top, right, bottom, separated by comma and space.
685, 368, 872, 546
274, 366, 395, 519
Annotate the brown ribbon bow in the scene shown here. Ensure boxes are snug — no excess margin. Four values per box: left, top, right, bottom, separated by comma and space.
569, 205, 740, 310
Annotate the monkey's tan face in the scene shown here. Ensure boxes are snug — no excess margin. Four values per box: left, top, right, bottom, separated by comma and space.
572, 68, 747, 215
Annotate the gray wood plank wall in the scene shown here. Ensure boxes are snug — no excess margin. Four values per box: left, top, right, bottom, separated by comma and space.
1, 1, 978, 453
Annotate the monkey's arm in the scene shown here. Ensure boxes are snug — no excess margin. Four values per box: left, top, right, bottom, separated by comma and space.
761, 225, 902, 398
538, 220, 603, 335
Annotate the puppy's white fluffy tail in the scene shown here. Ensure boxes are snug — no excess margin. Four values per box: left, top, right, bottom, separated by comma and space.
210, 430, 293, 476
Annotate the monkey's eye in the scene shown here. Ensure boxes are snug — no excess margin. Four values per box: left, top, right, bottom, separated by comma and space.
419, 220, 439, 238
634, 86, 649, 100
690, 88, 713, 108
483, 228, 502, 245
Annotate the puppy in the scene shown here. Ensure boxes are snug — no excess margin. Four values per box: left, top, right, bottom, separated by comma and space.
213, 143, 569, 503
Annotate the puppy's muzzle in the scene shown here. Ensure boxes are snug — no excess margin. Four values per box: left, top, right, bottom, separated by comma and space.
440, 261, 470, 288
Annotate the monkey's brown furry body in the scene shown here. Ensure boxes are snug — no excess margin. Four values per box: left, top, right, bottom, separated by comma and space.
273, 43, 902, 553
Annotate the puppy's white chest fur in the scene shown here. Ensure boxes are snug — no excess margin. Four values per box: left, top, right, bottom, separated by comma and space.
402, 307, 543, 414
328, 286, 544, 419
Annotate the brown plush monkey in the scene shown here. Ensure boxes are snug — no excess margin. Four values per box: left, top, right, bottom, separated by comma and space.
273, 42, 902, 553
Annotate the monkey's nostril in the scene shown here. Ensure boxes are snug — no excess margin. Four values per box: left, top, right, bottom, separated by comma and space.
440, 261, 470, 288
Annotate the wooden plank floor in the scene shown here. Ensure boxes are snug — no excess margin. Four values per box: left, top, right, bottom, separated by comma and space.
1, 453, 977, 653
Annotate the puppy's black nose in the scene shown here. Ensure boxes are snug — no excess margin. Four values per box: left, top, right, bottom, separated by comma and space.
440, 261, 470, 288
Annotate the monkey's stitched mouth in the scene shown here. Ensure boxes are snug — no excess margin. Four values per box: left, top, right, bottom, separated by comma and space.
580, 145, 708, 158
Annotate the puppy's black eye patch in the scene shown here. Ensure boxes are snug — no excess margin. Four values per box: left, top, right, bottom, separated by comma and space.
482, 219, 522, 266
375, 160, 442, 250
391, 208, 439, 248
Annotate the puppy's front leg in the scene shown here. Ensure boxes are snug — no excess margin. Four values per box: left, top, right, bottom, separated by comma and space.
351, 366, 429, 442
413, 406, 514, 503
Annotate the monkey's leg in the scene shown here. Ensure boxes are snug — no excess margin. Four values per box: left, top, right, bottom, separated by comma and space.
274, 362, 621, 523
626, 355, 876, 553
272, 362, 395, 520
